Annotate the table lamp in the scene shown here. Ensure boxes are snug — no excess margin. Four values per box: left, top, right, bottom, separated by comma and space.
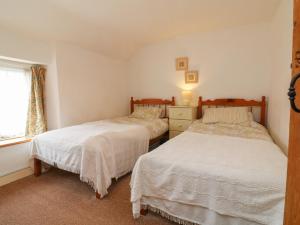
181, 90, 192, 106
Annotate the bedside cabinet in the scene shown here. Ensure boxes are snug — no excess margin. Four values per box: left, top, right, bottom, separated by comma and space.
168, 106, 197, 139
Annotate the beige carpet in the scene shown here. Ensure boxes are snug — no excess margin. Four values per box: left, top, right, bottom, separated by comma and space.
0, 168, 174, 225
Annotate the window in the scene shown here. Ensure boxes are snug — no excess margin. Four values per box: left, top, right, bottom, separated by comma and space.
0, 67, 30, 141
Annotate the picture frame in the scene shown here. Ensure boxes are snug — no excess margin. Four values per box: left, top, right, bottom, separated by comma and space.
185, 70, 198, 83
176, 57, 188, 71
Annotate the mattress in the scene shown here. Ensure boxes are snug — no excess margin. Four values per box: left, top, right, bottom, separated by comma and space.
131, 120, 287, 225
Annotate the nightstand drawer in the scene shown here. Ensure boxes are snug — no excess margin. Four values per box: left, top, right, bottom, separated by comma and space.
169, 119, 192, 131
169, 107, 195, 120
169, 131, 182, 139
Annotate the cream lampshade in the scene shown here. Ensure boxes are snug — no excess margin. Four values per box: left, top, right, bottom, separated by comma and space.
181, 90, 193, 106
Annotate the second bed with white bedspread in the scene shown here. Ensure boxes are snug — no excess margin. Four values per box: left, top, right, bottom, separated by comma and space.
131, 120, 287, 225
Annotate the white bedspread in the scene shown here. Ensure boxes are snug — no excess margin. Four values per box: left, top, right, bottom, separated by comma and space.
131, 131, 287, 225
31, 120, 149, 197
109, 117, 168, 139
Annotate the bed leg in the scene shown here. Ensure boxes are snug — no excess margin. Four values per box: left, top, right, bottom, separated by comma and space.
34, 158, 42, 177
140, 208, 148, 216
96, 192, 101, 199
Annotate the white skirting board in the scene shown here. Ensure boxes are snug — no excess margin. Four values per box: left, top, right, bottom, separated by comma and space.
0, 167, 33, 187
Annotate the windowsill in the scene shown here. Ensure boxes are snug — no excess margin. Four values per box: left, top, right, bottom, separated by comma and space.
0, 137, 32, 148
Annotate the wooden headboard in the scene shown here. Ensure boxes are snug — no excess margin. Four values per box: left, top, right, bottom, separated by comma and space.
130, 97, 175, 118
198, 96, 266, 126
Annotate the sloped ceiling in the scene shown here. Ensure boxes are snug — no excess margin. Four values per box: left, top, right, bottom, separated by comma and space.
0, 0, 281, 59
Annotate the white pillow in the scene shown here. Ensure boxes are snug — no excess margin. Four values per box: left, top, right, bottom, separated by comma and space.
238, 112, 255, 127
130, 107, 163, 119
202, 107, 249, 124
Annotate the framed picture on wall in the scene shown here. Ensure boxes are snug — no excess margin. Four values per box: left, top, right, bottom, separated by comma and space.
176, 57, 188, 71
185, 71, 198, 83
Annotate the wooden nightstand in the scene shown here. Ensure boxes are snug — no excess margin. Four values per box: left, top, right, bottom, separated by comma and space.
168, 106, 197, 139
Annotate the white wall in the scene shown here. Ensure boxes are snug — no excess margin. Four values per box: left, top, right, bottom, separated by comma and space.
55, 42, 129, 127
268, 0, 293, 154
0, 143, 31, 176
0, 27, 53, 65
45, 48, 61, 130
128, 23, 272, 106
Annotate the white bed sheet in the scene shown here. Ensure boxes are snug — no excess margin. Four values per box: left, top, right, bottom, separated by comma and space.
31, 117, 167, 197
131, 123, 287, 225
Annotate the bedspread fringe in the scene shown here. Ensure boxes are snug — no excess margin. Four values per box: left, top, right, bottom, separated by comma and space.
79, 176, 99, 194
145, 205, 199, 225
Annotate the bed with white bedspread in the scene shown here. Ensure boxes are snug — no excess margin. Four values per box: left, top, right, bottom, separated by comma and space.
31, 97, 174, 198
130, 97, 287, 225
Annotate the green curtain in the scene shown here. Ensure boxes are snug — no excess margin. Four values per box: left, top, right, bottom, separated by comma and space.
26, 65, 47, 136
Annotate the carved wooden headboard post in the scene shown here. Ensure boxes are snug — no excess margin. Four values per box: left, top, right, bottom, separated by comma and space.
171, 96, 175, 106
261, 96, 266, 126
198, 96, 267, 126
198, 96, 203, 119
130, 97, 134, 114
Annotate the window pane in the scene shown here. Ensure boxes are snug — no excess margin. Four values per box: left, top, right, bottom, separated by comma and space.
0, 68, 29, 141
